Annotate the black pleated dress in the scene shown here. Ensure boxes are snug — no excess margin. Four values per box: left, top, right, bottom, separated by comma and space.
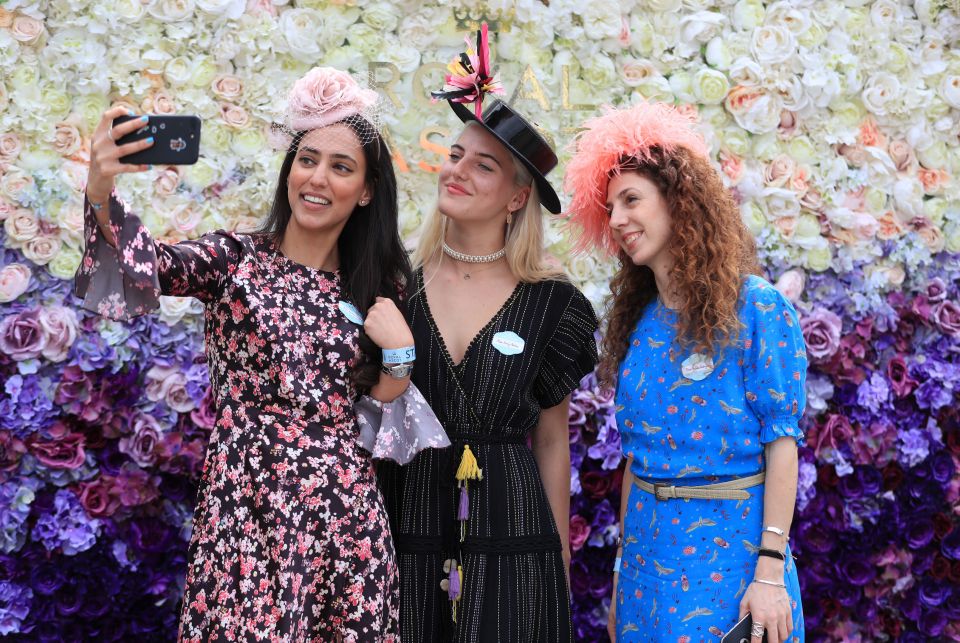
378, 269, 599, 643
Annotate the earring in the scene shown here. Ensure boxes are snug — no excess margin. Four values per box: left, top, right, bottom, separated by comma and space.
506, 212, 512, 226
359, 199, 369, 206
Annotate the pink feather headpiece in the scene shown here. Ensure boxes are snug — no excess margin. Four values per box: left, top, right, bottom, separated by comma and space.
562, 102, 710, 255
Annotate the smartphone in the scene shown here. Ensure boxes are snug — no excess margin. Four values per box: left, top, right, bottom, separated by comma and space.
721, 612, 768, 643
113, 114, 201, 165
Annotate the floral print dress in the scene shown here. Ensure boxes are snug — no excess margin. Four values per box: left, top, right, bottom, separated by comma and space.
75, 193, 447, 642
614, 276, 807, 642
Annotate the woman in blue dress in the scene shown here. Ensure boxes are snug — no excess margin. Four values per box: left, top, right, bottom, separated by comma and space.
563, 103, 806, 643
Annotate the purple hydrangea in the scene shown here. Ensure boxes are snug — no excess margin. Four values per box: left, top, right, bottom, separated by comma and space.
31, 490, 100, 556
0, 581, 33, 635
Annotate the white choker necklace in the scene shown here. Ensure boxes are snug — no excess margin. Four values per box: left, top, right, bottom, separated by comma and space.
442, 241, 506, 264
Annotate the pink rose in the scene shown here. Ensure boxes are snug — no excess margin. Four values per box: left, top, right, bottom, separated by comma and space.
719, 150, 744, 184
774, 269, 805, 302
800, 307, 842, 362
211, 74, 243, 100
154, 166, 182, 197
910, 217, 945, 253
55, 364, 93, 414
3, 208, 38, 245
38, 304, 78, 362
569, 515, 591, 552
53, 122, 82, 157
143, 90, 177, 115
888, 139, 916, 173
27, 431, 86, 469
0, 133, 22, 164
887, 356, 917, 398
837, 143, 867, 167
810, 413, 853, 456
220, 102, 250, 129
0, 430, 26, 472
778, 109, 799, 137
79, 477, 122, 518
145, 364, 197, 412
119, 412, 162, 467
933, 301, 960, 338
763, 154, 797, 188
286, 66, 378, 132
0, 307, 46, 360
0, 263, 31, 303
917, 168, 950, 195
10, 15, 44, 44
22, 233, 62, 265
924, 278, 948, 303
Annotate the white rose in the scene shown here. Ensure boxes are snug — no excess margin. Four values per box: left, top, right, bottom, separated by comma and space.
581, 5, 623, 40
861, 73, 900, 116
230, 128, 267, 158
938, 75, 960, 109
158, 296, 202, 325
621, 59, 660, 88
196, 0, 245, 19
0, 263, 31, 303
47, 244, 82, 280
741, 201, 766, 236
893, 177, 924, 219
360, 2, 398, 32
642, 0, 682, 11
801, 66, 841, 109
805, 244, 832, 272
679, 11, 727, 48
3, 209, 37, 244
279, 8, 325, 63
22, 234, 62, 266
917, 141, 948, 170
0, 80, 7, 114
725, 85, 781, 134
582, 54, 617, 90
692, 68, 730, 105
750, 25, 795, 66
763, 187, 802, 221
382, 45, 421, 74
704, 37, 732, 69
728, 57, 763, 85
869, 0, 901, 32
163, 56, 193, 87
732, 0, 765, 30
147, 0, 196, 22
774, 269, 805, 302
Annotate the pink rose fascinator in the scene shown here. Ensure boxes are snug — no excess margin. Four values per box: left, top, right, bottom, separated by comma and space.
562, 102, 710, 254
431, 22, 503, 119
269, 66, 382, 150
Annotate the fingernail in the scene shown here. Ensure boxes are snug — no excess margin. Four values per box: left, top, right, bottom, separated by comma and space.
140, 115, 149, 122
146, 137, 154, 144
127, 109, 135, 116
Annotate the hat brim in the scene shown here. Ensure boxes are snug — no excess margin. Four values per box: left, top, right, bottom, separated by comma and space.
449, 101, 562, 214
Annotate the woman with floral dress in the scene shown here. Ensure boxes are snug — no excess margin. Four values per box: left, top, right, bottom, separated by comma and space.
564, 103, 806, 643
76, 67, 448, 642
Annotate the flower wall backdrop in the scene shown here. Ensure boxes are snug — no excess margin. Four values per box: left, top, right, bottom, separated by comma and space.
1, 0, 959, 640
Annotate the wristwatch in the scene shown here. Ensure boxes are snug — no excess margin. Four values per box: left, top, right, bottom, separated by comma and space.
381, 362, 414, 379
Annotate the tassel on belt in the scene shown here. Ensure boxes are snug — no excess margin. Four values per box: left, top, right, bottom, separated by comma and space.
633, 471, 766, 501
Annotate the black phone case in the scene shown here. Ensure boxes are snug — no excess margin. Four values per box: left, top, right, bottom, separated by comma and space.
113, 115, 201, 165
721, 613, 768, 643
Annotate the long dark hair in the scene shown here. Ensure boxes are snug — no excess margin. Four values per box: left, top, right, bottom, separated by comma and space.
260, 117, 413, 392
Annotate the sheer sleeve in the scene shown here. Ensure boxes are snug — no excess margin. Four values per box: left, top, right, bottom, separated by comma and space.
533, 286, 600, 409
354, 383, 450, 465
741, 277, 808, 445
75, 191, 246, 321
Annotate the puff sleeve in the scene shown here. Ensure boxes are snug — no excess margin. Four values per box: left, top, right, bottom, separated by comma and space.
741, 277, 808, 445
354, 383, 450, 465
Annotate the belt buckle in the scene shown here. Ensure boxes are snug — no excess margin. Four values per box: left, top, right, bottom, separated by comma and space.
653, 482, 671, 501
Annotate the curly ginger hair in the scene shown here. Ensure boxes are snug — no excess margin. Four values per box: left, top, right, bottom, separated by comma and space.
597, 145, 761, 388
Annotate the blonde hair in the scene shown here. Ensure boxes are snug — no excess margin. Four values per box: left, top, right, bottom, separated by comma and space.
413, 125, 566, 284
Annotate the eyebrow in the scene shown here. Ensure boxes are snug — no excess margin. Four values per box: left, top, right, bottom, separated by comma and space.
300, 146, 357, 164
604, 188, 637, 211
450, 144, 502, 168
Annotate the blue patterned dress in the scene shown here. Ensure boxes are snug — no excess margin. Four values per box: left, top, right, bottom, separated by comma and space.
614, 276, 806, 642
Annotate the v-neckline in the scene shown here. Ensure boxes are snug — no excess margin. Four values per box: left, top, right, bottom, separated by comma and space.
417, 268, 524, 370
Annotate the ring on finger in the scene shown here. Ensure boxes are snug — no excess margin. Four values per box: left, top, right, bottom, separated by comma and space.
107, 128, 115, 142
751, 622, 765, 637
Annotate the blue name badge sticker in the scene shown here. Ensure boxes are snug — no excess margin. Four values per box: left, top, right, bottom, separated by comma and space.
491, 331, 525, 356
338, 301, 365, 325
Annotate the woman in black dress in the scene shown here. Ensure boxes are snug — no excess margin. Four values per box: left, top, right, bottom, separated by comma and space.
77, 68, 447, 641
378, 28, 599, 643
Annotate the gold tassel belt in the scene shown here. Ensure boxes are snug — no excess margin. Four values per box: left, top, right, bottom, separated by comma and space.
633, 471, 766, 501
